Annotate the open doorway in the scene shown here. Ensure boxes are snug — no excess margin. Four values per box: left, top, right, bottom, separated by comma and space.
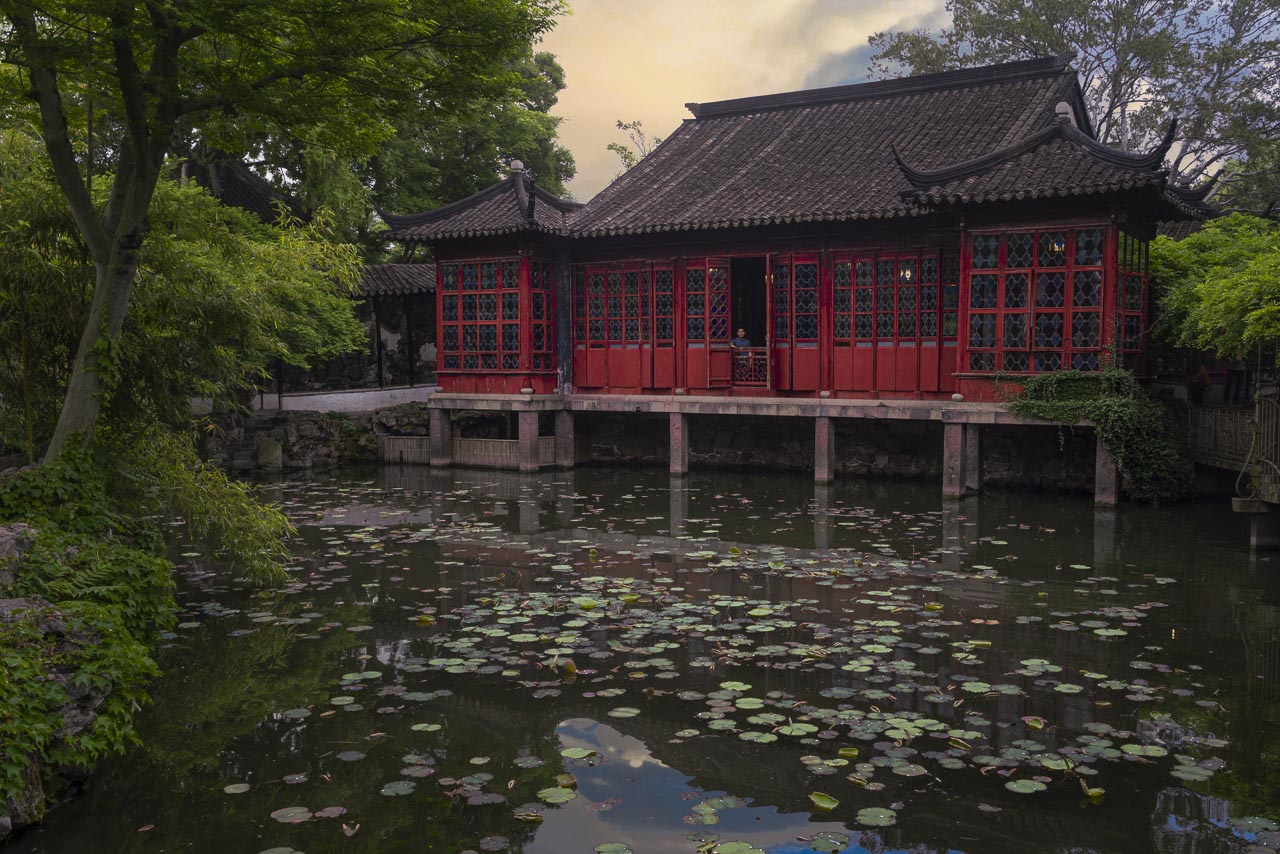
730, 256, 767, 347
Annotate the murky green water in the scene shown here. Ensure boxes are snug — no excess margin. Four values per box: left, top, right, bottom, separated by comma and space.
13, 466, 1280, 854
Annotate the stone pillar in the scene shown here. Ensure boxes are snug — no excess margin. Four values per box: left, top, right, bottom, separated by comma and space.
518, 410, 540, 473
813, 482, 832, 550
554, 410, 576, 469
1094, 435, 1119, 506
942, 422, 965, 497
429, 408, 452, 467
669, 412, 689, 476
815, 416, 835, 484
963, 424, 982, 493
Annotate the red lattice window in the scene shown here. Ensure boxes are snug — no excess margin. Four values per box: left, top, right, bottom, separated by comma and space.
686, 261, 730, 344
773, 256, 819, 344
529, 259, 555, 372
1117, 230, 1149, 371
438, 258, 521, 372
966, 227, 1108, 373
654, 267, 675, 347
834, 251, 947, 347
575, 263, 652, 347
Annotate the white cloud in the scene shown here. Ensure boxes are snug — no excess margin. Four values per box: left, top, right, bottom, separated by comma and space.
541, 0, 947, 200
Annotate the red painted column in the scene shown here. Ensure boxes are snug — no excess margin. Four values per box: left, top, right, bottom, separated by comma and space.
815, 416, 835, 483
518, 410, 540, 473
669, 412, 689, 475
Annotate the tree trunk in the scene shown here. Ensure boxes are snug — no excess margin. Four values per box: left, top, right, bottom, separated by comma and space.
42, 252, 140, 463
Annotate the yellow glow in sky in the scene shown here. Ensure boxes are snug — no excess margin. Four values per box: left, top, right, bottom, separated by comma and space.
540, 0, 947, 201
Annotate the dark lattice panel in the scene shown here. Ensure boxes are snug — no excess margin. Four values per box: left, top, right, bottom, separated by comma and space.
1004, 273, 1028, 309
1034, 314, 1064, 348
655, 269, 675, 345
1117, 230, 1149, 360
1007, 233, 1034, 268
969, 314, 997, 348
1035, 272, 1065, 307
1073, 271, 1101, 307
793, 263, 819, 340
972, 235, 1000, 269
708, 266, 731, 342
773, 263, 790, 340
1003, 314, 1027, 349
971, 275, 998, 309
1038, 231, 1067, 267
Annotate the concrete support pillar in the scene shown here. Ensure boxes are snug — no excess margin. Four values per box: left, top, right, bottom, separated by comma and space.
815, 416, 835, 483
814, 482, 832, 550
554, 410, 576, 469
963, 424, 982, 493
670, 477, 689, 538
669, 412, 689, 476
518, 410, 540, 473
429, 408, 452, 467
1094, 436, 1119, 506
942, 422, 966, 497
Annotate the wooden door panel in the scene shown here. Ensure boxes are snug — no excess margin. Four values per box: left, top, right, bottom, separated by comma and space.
919, 343, 940, 392
852, 345, 875, 391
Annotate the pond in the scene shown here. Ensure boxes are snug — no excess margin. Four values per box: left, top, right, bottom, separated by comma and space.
13, 465, 1280, 854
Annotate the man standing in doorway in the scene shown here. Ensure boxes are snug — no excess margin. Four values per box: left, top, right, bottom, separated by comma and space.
732, 328, 752, 348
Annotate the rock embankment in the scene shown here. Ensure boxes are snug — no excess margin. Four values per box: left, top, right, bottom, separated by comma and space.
0, 524, 112, 843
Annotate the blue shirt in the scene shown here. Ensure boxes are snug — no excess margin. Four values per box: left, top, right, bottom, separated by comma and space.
732, 337, 752, 348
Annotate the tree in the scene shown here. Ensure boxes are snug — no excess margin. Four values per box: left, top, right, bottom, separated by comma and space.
0, 125, 365, 461
0, 0, 563, 461
607, 119, 663, 174
867, 0, 1280, 202
364, 50, 577, 232
1152, 213, 1280, 363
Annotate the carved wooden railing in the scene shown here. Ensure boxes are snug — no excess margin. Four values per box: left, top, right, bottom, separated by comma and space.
732, 347, 768, 387
1188, 397, 1280, 503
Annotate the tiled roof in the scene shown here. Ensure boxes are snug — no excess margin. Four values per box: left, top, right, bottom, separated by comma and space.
567, 55, 1087, 237
383, 173, 582, 241
183, 158, 307, 224
359, 263, 436, 297
382, 55, 1212, 243
894, 119, 1212, 218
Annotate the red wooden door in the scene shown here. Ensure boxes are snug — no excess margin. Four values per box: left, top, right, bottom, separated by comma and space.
652, 266, 677, 388
772, 254, 821, 391
684, 258, 731, 390
707, 260, 732, 386
584, 268, 607, 387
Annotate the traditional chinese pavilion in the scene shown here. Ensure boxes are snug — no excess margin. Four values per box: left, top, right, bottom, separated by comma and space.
380, 54, 1212, 497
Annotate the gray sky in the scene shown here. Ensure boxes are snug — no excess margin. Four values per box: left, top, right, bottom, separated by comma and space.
540, 0, 948, 201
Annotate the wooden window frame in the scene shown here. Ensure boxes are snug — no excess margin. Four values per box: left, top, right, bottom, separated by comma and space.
1117, 230, 1150, 373
965, 226, 1109, 374
437, 257, 522, 374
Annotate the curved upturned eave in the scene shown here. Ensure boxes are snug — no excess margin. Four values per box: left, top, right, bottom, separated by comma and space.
893, 119, 1179, 190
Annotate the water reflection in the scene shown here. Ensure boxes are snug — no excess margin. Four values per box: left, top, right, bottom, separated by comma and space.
14, 466, 1280, 854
